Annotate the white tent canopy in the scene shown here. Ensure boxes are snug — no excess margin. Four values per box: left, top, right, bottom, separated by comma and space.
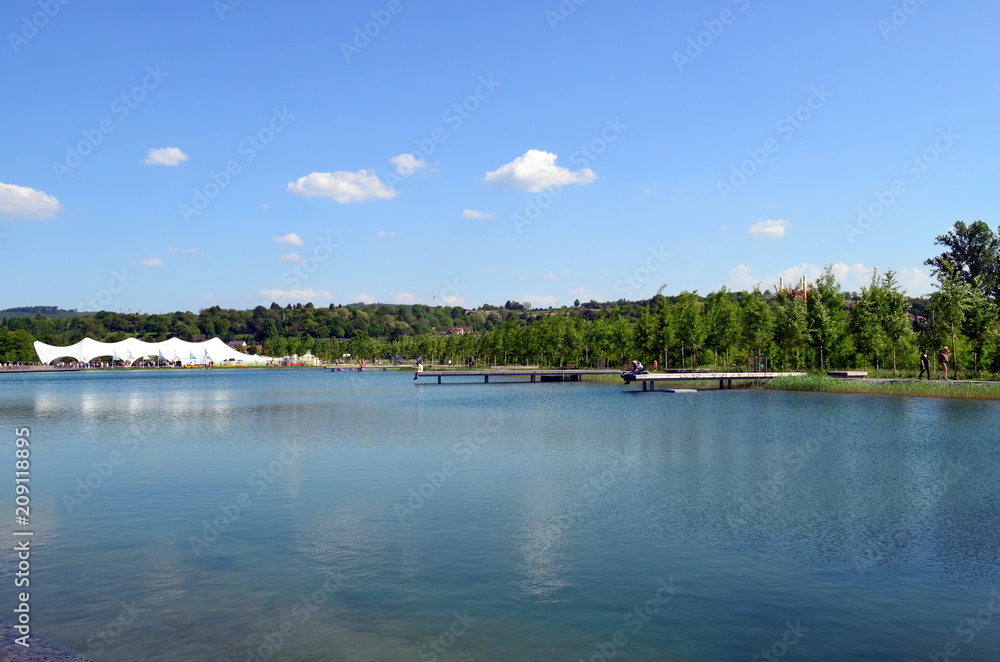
33, 337, 271, 365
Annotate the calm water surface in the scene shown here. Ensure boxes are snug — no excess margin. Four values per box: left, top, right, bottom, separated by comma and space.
1, 369, 999, 661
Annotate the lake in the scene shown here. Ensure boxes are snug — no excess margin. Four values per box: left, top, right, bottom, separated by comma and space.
2, 369, 999, 661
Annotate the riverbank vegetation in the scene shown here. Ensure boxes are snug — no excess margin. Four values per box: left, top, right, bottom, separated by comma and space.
4, 222, 1000, 379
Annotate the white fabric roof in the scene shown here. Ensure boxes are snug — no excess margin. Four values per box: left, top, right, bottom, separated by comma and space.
33, 337, 271, 365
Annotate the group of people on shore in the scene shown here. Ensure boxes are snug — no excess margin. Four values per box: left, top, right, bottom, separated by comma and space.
918, 347, 951, 380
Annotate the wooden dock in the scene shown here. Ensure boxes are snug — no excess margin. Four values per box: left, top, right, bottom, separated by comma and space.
624, 372, 807, 390
416, 369, 621, 383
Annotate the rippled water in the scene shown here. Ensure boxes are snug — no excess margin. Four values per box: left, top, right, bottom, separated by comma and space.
2, 369, 1000, 660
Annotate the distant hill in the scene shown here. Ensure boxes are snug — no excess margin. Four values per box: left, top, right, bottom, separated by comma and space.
0, 306, 90, 319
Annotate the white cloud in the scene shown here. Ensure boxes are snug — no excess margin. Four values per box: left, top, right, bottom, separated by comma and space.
202, 293, 216, 301
569, 286, 593, 298
356, 293, 377, 304
0, 182, 60, 221
287, 170, 397, 203
394, 292, 417, 303
258, 288, 333, 301
543, 273, 557, 281
518, 274, 531, 280
279, 253, 304, 263
523, 294, 559, 308
273, 233, 304, 246
726, 261, 927, 295
483, 149, 596, 192
558, 269, 570, 276
895, 267, 930, 293
719, 225, 729, 233
390, 153, 428, 176
747, 219, 789, 238
143, 147, 188, 166
140, 256, 164, 267
442, 295, 465, 305
462, 209, 495, 220
376, 230, 394, 237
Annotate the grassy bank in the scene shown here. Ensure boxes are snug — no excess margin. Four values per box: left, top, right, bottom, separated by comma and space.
762, 374, 1000, 400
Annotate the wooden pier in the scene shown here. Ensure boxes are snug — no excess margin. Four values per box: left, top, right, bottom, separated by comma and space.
624, 372, 807, 390
416, 369, 621, 384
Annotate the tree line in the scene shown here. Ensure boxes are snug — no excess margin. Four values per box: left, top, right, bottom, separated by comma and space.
3, 222, 999, 378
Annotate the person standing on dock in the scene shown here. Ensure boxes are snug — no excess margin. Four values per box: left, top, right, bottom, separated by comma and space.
937, 346, 950, 380
918, 349, 931, 380
414, 359, 424, 380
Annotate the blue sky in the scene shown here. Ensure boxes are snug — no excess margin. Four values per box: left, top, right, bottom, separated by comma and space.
2, 0, 998, 312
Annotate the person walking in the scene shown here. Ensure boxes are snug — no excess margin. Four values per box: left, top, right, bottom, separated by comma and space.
937, 346, 950, 380
918, 349, 931, 380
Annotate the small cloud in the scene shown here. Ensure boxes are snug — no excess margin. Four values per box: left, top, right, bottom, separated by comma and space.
356, 293, 377, 304
462, 209, 495, 220
442, 295, 465, 305
140, 256, 164, 267
278, 253, 304, 263
518, 274, 530, 280
390, 153, 428, 176
543, 273, 557, 281
274, 233, 304, 246
483, 149, 596, 193
258, 288, 333, 301
523, 294, 558, 307
202, 293, 216, 301
394, 292, 417, 303
0, 182, 60, 221
376, 230, 394, 237
558, 269, 570, 276
143, 147, 189, 166
643, 187, 655, 194
569, 286, 592, 298
719, 225, 729, 232
260, 203, 270, 210
895, 266, 930, 293
287, 170, 397, 203
747, 219, 789, 238
167, 248, 197, 254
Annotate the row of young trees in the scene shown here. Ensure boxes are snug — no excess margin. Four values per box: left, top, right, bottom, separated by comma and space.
4, 222, 1000, 377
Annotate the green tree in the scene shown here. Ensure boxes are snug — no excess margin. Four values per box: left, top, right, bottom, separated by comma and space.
0, 330, 36, 363
806, 267, 846, 370
704, 288, 741, 368
924, 220, 1000, 303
